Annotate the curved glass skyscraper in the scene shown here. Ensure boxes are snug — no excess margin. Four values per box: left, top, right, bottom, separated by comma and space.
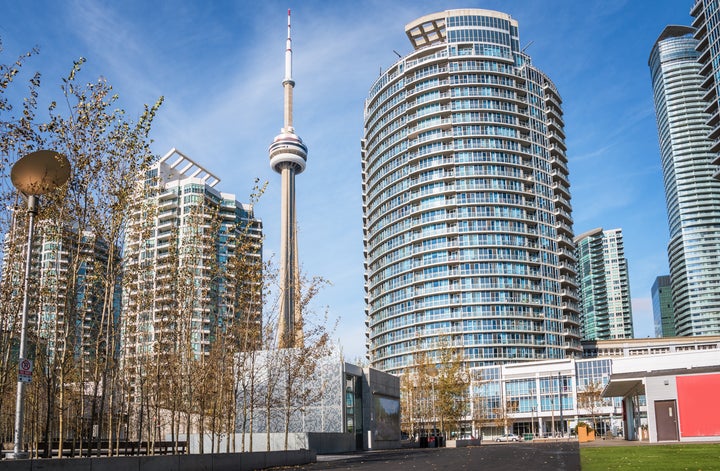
649, 25, 720, 337
362, 9, 580, 374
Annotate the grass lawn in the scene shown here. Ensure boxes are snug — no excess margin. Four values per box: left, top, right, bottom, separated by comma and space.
580, 443, 720, 470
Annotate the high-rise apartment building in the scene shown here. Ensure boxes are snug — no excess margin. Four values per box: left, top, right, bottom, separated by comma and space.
362, 9, 581, 375
691, 1, 720, 179
122, 148, 262, 375
652, 275, 675, 337
2, 222, 118, 370
649, 25, 720, 336
574, 228, 633, 340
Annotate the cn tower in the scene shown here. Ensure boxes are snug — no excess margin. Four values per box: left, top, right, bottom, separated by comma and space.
269, 10, 307, 348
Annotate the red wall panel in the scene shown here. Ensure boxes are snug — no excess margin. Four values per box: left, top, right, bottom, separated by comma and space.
676, 374, 720, 437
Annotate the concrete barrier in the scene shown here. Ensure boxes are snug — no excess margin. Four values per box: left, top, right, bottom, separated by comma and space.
0, 449, 316, 471
455, 438, 482, 447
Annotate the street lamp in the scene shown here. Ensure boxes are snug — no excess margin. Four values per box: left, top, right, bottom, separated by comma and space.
558, 372, 564, 437
6, 150, 71, 460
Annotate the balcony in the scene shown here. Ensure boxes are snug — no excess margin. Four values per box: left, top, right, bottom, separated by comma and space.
691, 0, 704, 21
700, 59, 712, 78
703, 84, 717, 105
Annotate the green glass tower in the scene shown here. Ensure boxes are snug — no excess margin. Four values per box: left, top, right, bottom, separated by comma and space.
574, 228, 633, 340
651, 275, 675, 337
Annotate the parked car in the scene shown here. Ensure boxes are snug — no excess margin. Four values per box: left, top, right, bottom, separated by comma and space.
495, 433, 521, 442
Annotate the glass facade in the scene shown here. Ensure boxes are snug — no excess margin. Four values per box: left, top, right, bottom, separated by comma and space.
469, 358, 615, 438
692, 0, 720, 173
651, 275, 675, 337
122, 149, 262, 367
574, 228, 633, 340
363, 9, 580, 375
649, 25, 720, 336
2, 224, 118, 373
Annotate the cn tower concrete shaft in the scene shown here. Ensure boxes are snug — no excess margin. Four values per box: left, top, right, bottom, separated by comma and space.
269, 10, 307, 348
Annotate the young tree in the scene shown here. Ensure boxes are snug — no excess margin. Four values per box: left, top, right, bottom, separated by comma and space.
1, 43, 162, 457
577, 380, 607, 433
400, 373, 417, 439
469, 387, 488, 438
434, 343, 470, 438
410, 349, 436, 436
493, 399, 519, 436
278, 276, 334, 450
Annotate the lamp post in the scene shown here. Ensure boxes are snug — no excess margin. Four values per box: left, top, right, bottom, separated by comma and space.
6, 150, 70, 460
529, 386, 536, 437
558, 372, 564, 437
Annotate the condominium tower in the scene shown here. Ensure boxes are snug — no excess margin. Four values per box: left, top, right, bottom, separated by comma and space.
2, 222, 118, 372
574, 228, 633, 340
122, 149, 262, 382
362, 9, 581, 375
649, 25, 720, 336
691, 1, 720, 180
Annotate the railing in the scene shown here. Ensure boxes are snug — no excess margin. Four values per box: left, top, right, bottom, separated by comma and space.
30, 440, 188, 458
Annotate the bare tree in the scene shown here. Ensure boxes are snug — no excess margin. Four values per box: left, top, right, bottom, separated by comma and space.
577, 380, 607, 432
1, 45, 161, 457
493, 399, 518, 435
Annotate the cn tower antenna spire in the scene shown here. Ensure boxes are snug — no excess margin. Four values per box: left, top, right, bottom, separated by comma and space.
283, 9, 295, 132
269, 8, 307, 349
284, 10, 293, 84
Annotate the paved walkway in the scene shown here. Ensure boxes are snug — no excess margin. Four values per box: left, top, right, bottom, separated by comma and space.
280, 442, 580, 470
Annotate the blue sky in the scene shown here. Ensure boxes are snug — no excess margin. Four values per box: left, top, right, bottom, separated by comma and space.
0, 0, 695, 360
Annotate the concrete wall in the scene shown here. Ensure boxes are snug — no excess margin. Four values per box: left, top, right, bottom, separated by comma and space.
182, 433, 310, 454
307, 433, 356, 454
183, 432, 356, 454
612, 350, 720, 375
363, 368, 401, 450
0, 450, 315, 471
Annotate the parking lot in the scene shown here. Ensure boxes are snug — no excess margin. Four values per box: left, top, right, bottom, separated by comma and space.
281, 441, 580, 470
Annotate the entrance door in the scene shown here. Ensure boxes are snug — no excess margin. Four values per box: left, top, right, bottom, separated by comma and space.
654, 400, 679, 441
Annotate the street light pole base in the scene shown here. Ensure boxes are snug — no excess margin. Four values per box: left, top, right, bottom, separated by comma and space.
4, 451, 29, 460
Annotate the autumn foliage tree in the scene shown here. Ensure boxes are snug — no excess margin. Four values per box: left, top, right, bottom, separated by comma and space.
400, 337, 471, 440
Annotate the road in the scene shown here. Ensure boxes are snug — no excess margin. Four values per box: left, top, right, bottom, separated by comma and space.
280, 442, 580, 471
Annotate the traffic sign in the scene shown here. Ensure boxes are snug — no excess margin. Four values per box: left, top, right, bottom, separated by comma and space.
18, 358, 32, 383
